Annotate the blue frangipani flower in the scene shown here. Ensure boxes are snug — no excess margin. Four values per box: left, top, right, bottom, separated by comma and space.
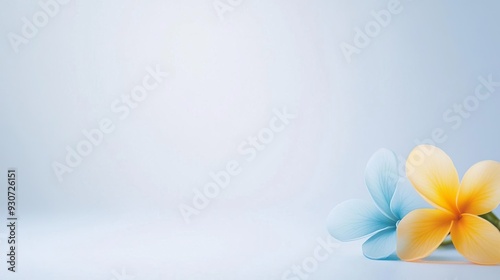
327, 148, 428, 260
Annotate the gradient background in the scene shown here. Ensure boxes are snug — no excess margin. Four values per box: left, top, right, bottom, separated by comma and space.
1, 0, 500, 279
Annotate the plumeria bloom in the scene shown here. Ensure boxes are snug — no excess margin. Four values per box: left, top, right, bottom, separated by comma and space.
327, 149, 427, 259
397, 145, 500, 264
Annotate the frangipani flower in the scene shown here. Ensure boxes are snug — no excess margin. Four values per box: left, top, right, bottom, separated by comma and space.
397, 145, 500, 264
327, 149, 427, 259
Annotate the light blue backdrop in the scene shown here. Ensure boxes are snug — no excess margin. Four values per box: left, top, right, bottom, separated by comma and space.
1, 0, 499, 279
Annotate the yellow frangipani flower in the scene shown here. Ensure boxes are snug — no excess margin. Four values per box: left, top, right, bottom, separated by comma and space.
397, 145, 500, 265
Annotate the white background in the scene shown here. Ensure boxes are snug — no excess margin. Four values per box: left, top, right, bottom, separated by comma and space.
1, 0, 500, 279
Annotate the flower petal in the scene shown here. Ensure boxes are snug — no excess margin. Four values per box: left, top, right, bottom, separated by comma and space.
327, 199, 395, 242
365, 148, 400, 220
390, 181, 431, 220
397, 209, 454, 261
457, 160, 500, 215
451, 214, 500, 264
406, 145, 460, 213
362, 227, 398, 260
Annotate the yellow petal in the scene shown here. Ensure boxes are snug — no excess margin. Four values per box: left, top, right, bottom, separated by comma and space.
397, 209, 454, 261
451, 214, 500, 265
406, 145, 460, 213
457, 160, 500, 215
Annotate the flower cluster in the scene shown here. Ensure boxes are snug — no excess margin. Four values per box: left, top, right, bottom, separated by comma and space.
327, 145, 500, 265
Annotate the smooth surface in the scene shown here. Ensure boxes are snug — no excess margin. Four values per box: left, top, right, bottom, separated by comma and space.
1, 0, 500, 279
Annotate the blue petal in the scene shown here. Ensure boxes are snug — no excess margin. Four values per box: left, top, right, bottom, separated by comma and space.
362, 227, 398, 260
390, 181, 431, 220
327, 199, 395, 242
365, 148, 400, 220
